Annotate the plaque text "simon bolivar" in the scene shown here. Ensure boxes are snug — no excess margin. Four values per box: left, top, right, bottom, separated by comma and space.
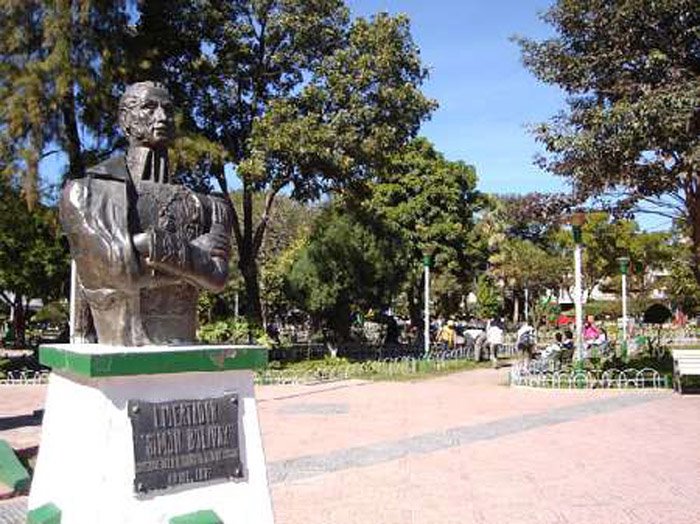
128, 395, 242, 493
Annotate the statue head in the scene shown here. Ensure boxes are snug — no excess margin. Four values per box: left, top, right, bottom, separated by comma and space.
118, 81, 174, 149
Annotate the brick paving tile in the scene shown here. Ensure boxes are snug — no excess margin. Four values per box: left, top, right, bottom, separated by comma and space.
1, 368, 698, 523
0, 497, 26, 524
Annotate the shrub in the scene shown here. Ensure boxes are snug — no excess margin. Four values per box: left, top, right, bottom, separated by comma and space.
197, 319, 270, 346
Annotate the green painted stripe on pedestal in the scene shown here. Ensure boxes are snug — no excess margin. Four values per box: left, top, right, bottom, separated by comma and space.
0, 440, 29, 493
39, 345, 267, 377
169, 509, 223, 524
27, 503, 61, 524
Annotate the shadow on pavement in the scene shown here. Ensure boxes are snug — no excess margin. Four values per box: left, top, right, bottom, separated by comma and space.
0, 410, 43, 431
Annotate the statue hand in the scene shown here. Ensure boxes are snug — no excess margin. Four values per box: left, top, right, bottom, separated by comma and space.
192, 228, 230, 259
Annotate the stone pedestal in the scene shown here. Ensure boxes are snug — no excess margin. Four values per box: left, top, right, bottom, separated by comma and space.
28, 344, 274, 524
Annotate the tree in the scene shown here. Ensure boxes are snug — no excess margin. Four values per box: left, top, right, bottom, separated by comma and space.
473, 274, 503, 320
475, 193, 566, 322
286, 206, 406, 340
198, 192, 317, 323
551, 212, 671, 302
133, 3, 436, 324
489, 237, 566, 322
0, 183, 70, 346
516, 0, 700, 281
363, 137, 484, 323
255, 195, 317, 322
497, 193, 561, 246
0, 1, 130, 204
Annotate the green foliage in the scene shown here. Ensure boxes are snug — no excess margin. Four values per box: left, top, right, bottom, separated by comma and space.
261, 236, 309, 320
473, 274, 503, 320
1, 1, 436, 325
0, 183, 70, 345
496, 193, 561, 246
0, 1, 131, 201
583, 300, 623, 320
516, 0, 700, 280
551, 212, 671, 294
367, 138, 482, 269
0, 185, 69, 296
490, 237, 566, 296
32, 301, 69, 325
530, 295, 560, 330
286, 206, 406, 339
664, 224, 700, 314
132, 2, 436, 322
196, 318, 270, 346
265, 356, 485, 382
363, 137, 484, 320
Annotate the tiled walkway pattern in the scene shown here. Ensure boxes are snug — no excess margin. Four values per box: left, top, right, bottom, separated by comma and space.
2, 369, 700, 523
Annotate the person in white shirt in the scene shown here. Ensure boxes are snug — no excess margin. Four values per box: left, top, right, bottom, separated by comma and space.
516, 322, 536, 364
486, 320, 504, 367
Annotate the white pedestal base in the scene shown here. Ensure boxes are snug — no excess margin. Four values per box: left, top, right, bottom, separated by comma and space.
29, 368, 274, 523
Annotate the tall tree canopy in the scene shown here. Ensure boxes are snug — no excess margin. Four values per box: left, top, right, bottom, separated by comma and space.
516, 0, 700, 279
0, 1, 435, 327
0, 0, 130, 206
133, 2, 436, 323
286, 206, 406, 340
363, 137, 484, 321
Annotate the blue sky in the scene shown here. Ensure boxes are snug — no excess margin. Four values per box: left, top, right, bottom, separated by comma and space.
41, 0, 567, 199
348, 0, 568, 195
39, 0, 669, 231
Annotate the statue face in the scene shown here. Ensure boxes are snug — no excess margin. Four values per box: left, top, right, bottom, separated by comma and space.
123, 86, 174, 148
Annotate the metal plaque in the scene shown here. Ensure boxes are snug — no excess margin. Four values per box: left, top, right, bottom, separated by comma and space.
128, 394, 243, 494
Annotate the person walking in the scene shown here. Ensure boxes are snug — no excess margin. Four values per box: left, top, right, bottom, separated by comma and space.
486, 319, 504, 367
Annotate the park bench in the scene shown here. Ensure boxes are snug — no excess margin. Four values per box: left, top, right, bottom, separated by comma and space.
672, 349, 700, 394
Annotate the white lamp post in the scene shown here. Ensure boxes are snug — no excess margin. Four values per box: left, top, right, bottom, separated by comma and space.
570, 211, 586, 361
423, 254, 432, 355
617, 256, 630, 356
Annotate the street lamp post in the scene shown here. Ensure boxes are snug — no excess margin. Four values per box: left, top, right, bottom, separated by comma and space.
423, 254, 432, 355
570, 211, 586, 361
524, 286, 530, 322
617, 256, 630, 357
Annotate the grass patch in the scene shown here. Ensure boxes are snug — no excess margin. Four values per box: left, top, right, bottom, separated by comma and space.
258, 356, 494, 383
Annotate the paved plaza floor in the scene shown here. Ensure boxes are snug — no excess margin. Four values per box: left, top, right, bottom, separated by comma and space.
1, 367, 699, 523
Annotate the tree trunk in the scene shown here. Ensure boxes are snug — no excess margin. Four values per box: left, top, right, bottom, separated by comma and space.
239, 258, 263, 327
688, 189, 700, 287
12, 295, 26, 348
407, 285, 421, 332
238, 183, 264, 327
512, 292, 520, 324
329, 299, 351, 343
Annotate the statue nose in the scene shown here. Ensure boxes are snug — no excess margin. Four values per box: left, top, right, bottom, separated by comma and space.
154, 105, 168, 122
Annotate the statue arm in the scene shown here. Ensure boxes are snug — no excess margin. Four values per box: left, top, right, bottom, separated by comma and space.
59, 179, 144, 289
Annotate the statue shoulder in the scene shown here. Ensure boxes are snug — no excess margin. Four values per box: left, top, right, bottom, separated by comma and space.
85, 155, 129, 182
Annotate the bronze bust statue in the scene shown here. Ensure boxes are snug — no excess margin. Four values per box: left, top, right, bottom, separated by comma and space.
60, 82, 232, 346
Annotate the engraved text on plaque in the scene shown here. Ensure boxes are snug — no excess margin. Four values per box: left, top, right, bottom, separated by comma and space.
128, 394, 242, 493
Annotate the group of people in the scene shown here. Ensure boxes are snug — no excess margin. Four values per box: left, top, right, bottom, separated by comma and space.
538, 316, 609, 364
433, 317, 506, 366
430, 314, 611, 367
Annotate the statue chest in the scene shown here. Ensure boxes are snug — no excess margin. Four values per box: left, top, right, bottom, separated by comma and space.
134, 182, 210, 241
